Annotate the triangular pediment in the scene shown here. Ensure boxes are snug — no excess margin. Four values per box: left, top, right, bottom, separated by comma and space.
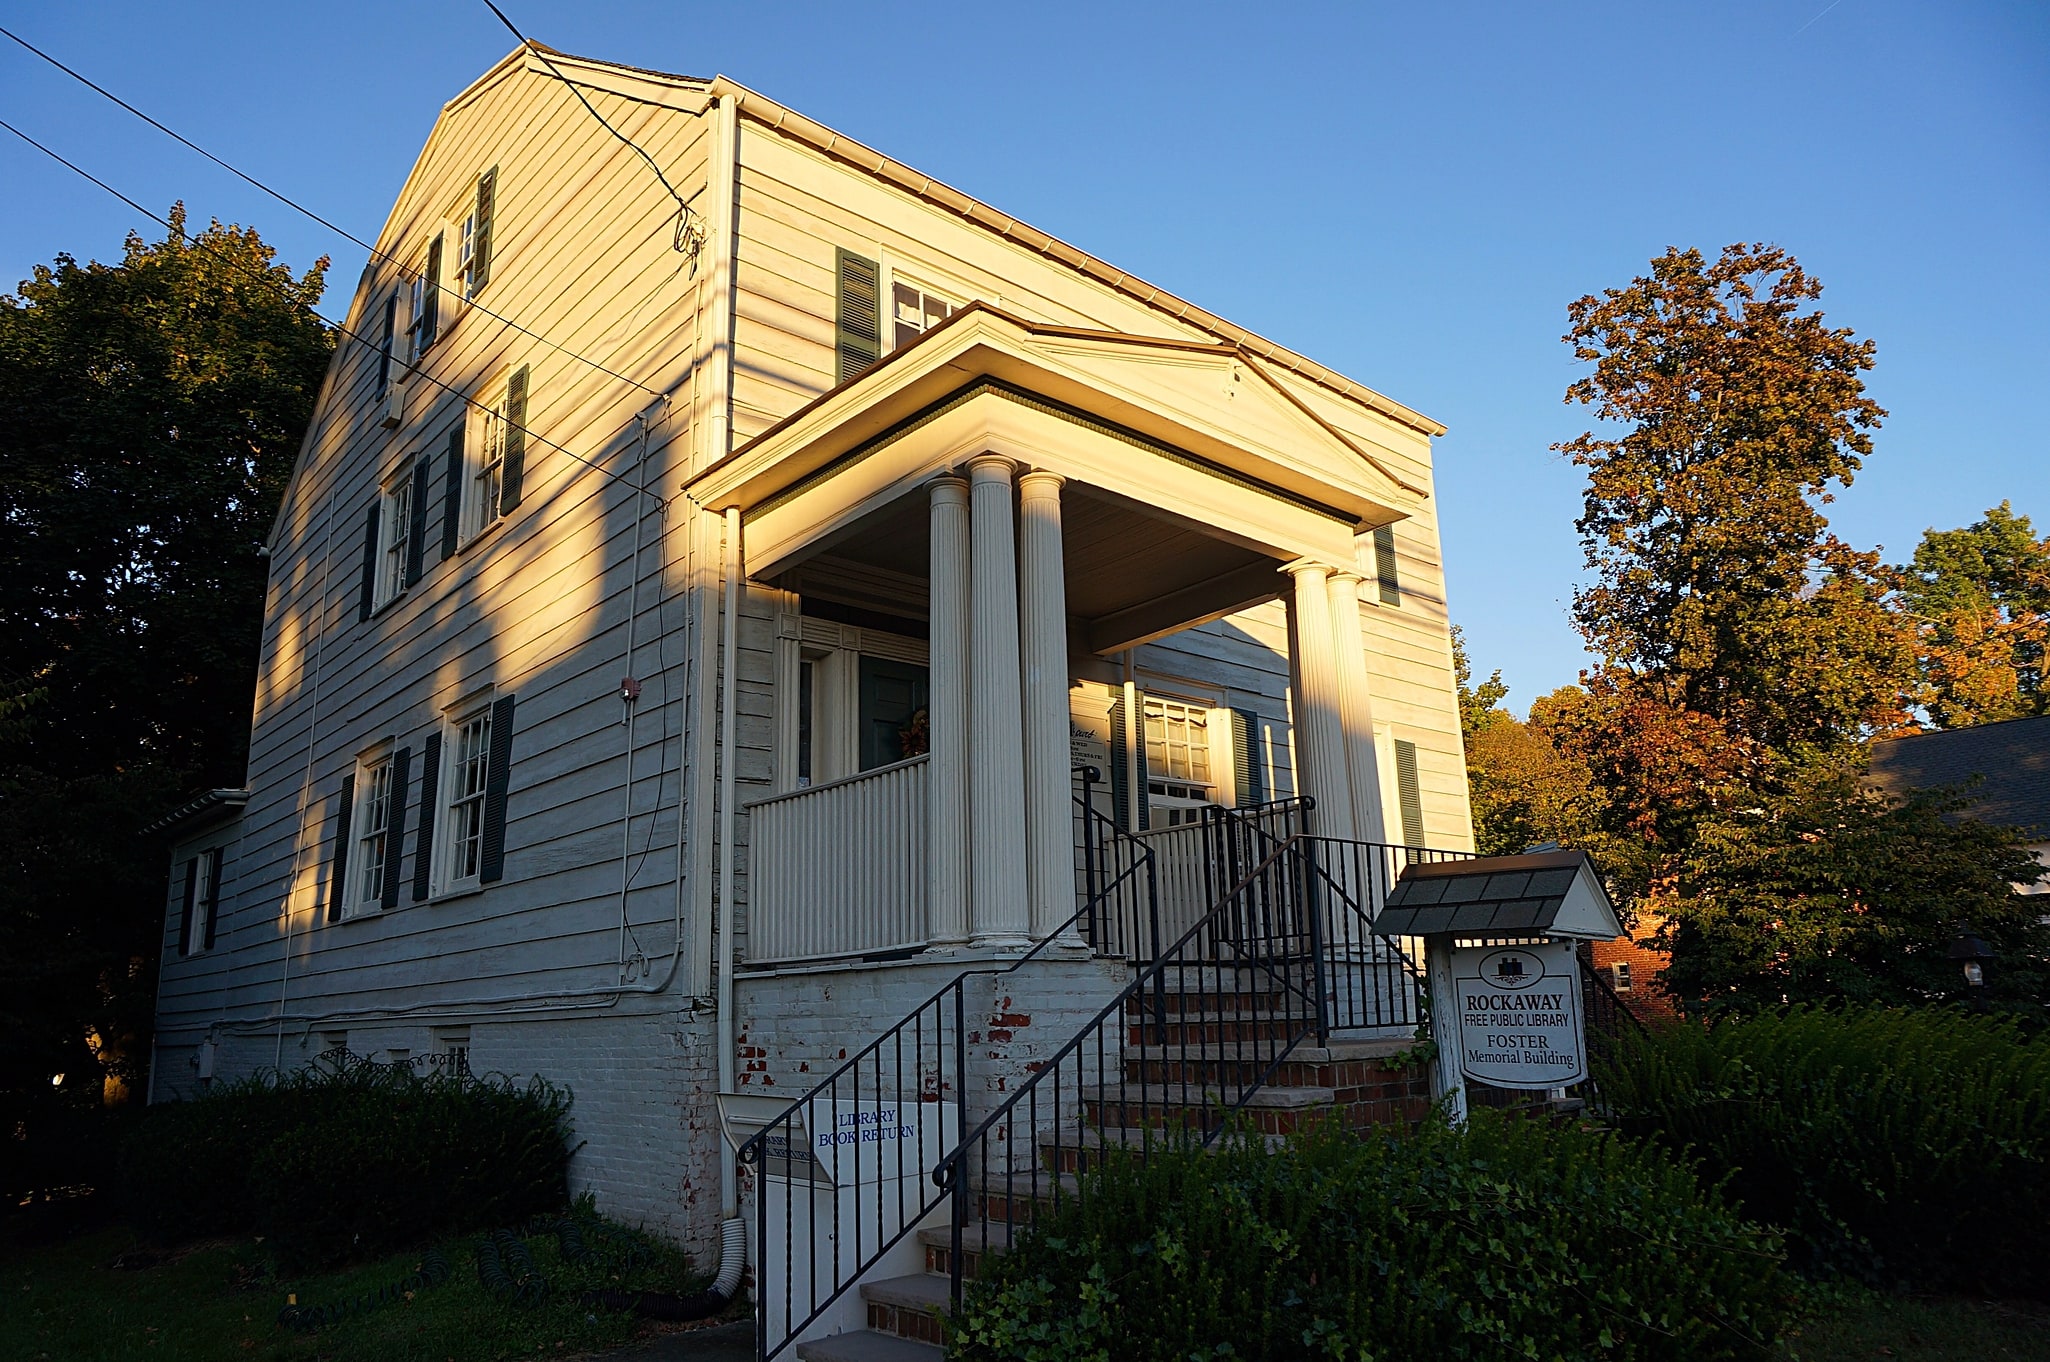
701, 305, 1425, 531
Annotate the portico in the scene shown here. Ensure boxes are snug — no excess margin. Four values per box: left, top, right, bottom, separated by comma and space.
686, 304, 1426, 964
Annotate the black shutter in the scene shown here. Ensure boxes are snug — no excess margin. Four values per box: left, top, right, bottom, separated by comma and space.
1231, 707, 1265, 806
1107, 688, 1150, 832
439, 419, 465, 558
200, 848, 222, 950
419, 233, 443, 351
177, 858, 198, 957
377, 294, 397, 395
357, 500, 381, 622
328, 773, 355, 924
412, 733, 441, 902
405, 459, 431, 586
498, 365, 528, 516
471, 168, 496, 293
1373, 525, 1401, 606
478, 694, 517, 883
834, 248, 881, 384
382, 746, 411, 910
1394, 738, 1424, 848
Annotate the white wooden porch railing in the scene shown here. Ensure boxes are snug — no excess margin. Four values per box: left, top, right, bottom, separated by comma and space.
745, 755, 930, 963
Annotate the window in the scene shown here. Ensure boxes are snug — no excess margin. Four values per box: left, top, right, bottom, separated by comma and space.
350, 752, 396, 917
375, 466, 413, 609
442, 705, 492, 890
1611, 963, 1634, 993
434, 1026, 471, 1077
890, 278, 958, 350
454, 168, 496, 302
407, 234, 443, 360
461, 367, 527, 543
178, 846, 223, 956
1145, 699, 1214, 827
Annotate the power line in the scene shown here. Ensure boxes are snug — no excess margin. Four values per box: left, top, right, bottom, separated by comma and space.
478, 2, 706, 263
0, 115, 654, 504
0, 21, 663, 398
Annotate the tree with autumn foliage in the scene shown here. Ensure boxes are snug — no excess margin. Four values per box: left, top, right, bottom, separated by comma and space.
1894, 501, 2050, 728
1518, 243, 2049, 1017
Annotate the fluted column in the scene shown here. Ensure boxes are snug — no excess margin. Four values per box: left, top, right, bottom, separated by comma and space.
926, 476, 971, 946
1017, 470, 1075, 942
967, 455, 1030, 945
1287, 560, 1356, 841
1328, 570, 1389, 844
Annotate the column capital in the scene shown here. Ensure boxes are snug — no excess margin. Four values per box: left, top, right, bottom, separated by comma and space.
1017, 468, 1066, 497
965, 452, 1019, 481
1330, 568, 1367, 588
928, 473, 969, 504
1282, 556, 1337, 580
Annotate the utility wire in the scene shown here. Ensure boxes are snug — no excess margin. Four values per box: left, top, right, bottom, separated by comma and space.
0, 21, 663, 397
478, 1, 706, 263
0, 115, 651, 501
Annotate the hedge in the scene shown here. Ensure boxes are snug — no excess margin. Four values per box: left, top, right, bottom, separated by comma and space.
120, 1053, 574, 1270
951, 1112, 1787, 1362
1596, 1005, 2050, 1296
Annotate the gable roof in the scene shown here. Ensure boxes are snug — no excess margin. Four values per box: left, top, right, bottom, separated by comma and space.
1868, 716, 2050, 839
1372, 850, 1623, 941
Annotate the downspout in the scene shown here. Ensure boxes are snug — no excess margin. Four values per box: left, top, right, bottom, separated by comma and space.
704, 87, 748, 1305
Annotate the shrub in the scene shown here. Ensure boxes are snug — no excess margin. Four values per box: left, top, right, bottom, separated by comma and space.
1597, 1005, 2050, 1296
120, 1054, 575, 1269
952, 1113, 1787, 1362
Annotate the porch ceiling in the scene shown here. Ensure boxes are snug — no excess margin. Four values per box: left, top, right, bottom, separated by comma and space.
768, 481, 1285, 656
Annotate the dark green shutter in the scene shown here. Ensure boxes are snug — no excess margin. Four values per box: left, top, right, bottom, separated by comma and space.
357, 501, 380, 621
377, 294, 397, 394
412, 734, 441, 902
200, 848, 222, 950
406, 459, 431, 586
439, 419, 465, 558
1107, 695, 1129, 831
499, 365, 528, 516
419, 234, 443, 351
471, 168, 496, 293
834, 248, 881, 384
328, 773, 355, 924
381, 746, 411, 910
177, 858, 198, 957
1373, 525, 1401, 606
1107, 689, 1150, 831
1231, 708, 1264, 805
1394, 738, 1423, 848
478, 694, 516, 883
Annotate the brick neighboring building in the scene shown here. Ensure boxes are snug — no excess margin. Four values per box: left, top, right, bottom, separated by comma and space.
1588, 912, 1680, 1023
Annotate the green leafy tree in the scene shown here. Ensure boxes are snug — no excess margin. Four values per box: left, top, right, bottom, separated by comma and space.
1894, 501, 2050, 728
0, 208, 330, 1127
1559, 243, 1916, 753
1658, 755, 2050, 1018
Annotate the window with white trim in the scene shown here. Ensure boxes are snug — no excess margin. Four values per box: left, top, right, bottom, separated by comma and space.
440, 704, 492, 891
351, 751, 395, 917
406, 234, 442, 361
374, 464, 413, 609
465, 381, 508, 543
1144, 699, 1215, 827
890, 278, 958, 350
1611, 962, 1634, 993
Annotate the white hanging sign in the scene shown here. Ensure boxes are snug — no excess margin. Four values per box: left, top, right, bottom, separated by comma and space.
1452, 941, 1587, 1090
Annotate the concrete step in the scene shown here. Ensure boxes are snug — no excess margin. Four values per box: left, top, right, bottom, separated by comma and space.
859, 1272, 951, 1347
1081, 1080, 1337, 1135
919, 1222, 1022, 1279
796, 1331, 944, 1362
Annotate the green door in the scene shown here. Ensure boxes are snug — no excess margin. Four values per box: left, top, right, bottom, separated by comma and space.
858, 656, 930, 771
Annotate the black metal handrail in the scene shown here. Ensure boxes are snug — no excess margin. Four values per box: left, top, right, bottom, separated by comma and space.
929, 830, 1333, 1314
738, 782, 1160, 1361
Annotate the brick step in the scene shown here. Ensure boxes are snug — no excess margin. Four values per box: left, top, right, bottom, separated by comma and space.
859, 1271, 953, 1348
1081, 1081, 1337, 1136
975, 1169, 1080, 1224
1127, 1014, 1310, 1046
1120, 985, 1303, 1015
1035, 1122, 1287, 1174
1127, 1039, 1424, 1091
795, 1328, 943, 1361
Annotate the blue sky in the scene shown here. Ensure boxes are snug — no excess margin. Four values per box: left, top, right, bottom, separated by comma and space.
3, 1, 2043, 710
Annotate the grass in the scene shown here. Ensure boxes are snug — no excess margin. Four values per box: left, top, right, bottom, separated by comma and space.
1784, 1289, 2050, 1362
0, 1206, 736, 1362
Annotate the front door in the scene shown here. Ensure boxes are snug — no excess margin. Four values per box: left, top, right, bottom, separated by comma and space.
857, 656, 929, 771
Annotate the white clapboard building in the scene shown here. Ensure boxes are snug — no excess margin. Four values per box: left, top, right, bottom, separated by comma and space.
149, 44, 1476, 1359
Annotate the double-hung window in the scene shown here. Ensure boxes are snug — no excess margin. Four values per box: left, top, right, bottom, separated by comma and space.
1144, 699, 1216, 827
890, 278, 958, 350
442, 705, 492, 891
374, 465, 414, 609
407, 235, 443, 360
461, 366, 527, 544
350, 751, 396, 918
